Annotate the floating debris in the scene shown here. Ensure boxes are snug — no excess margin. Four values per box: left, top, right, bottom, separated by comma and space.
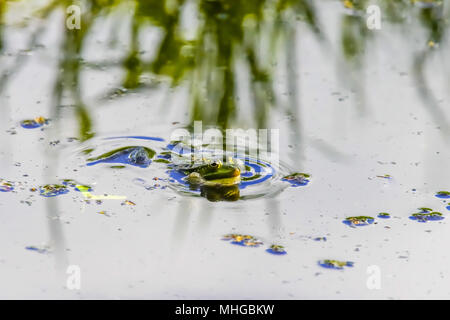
418, 207, 433, 213
25, 245, 50, 254
318, 259, 354, 270
61, 179, 76, 187
435, 191, 450, 199
6, 128, 17, 135
314, 237, 327, 242
0, 179, 14, 192
282, 173, 311, 187
74, 184, 92, 192
409, 212, 443, 223
376, 174, 392, 179
266, 245, 287, 255
20, 117, 48, 129
377, 212, 391, 219
62, 179, 93, 192
446, 205, 450, 211
133, 177, 169, 191
343, 216, 375, 227
222, 234, 263, 247
87, 146, 155, 168
122, 200, 136, 206
39, 184, 69, 197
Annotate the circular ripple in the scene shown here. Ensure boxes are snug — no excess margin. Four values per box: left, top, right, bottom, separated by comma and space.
166, 149, 291, 201
63, 135, 305, 201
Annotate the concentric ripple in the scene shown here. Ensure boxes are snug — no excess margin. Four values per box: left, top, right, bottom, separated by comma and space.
165, 145, 294, 200
63, 135, 309, 201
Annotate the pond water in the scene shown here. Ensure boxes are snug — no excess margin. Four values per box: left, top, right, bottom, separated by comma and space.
0, 0, 449, 299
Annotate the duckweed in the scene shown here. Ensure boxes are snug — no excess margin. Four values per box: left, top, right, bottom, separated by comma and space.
222, 234, 263, 247
409, 211, 443, 222
39, 184, 69, 197
20, 117, 48, 129
281, 173, 311, 187
266, 245, 287, 255
0, 180, 14, 192
318, 259, 354, 270
343, 216, 375, 227
435, 191, 450, 199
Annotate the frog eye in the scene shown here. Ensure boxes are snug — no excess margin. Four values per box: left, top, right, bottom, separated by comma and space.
210, 162, 219, 168
210, 161, 222, 169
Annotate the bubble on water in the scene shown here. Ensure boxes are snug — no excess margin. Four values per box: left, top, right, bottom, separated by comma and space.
20, 117, 48, 129
318, 259, 354, 270
409, 212, 443, 223
435, 191, 450, 199
39, 184, 69, 197
86, 146, 155, 168
266, 245, 287, 255
343, 216, 375, 227
281, 173, 311, 187
222, 234, 263, 247
0, 179, 14, 192
377, 212, 391, 219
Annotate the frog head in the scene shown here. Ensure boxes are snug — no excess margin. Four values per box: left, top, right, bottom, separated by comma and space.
183, 159, 241, 187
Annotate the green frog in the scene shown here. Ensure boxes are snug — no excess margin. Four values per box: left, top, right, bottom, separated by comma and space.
175, 157, 243, 201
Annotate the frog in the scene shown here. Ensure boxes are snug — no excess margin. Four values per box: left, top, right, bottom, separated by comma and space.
180, 159, 241, 187
172, 157, 243, 202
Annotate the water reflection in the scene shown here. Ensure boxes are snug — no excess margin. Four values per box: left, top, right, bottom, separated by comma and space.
0, 0, 449, 289
1, 0, 447, 140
